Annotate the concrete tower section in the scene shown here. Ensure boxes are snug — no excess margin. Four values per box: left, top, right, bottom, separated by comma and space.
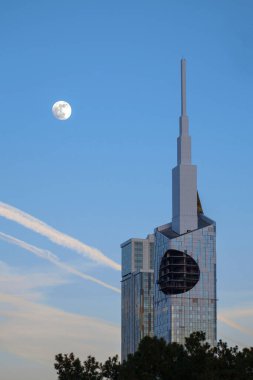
172, 59, 198, 235
154, 60, 217, 346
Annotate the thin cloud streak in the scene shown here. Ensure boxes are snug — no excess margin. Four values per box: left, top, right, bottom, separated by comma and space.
0, 202, 121, 271
0, 260, 68, 301
218, 313, 253, 337
0, 292, 120, 364
0, 232, 120, 294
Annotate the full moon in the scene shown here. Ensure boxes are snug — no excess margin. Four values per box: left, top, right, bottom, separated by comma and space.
52, 101, 72, 120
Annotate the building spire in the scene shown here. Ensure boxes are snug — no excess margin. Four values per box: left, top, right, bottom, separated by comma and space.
178, 59, 190, 165
181, 58, 187, 116
172, 59, 198, 235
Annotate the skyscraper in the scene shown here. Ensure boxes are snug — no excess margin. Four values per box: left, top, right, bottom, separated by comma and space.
155, 59, 216, 346
121, 59, 217, 359
121, 235, 154, 361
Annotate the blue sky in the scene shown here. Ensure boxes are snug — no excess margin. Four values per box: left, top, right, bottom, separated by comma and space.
0, 0, 253, 378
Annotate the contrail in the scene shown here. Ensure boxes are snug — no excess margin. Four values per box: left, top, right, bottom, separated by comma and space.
218, 314, 253, 337
0, 232, 120, 294
0, 202, 121, 271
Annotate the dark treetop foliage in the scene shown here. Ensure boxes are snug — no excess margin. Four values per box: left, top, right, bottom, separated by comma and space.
55, 353, 120, 380
55, 332, 253, 380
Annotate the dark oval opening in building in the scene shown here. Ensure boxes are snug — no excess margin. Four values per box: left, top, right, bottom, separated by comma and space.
158, 249, 200, 295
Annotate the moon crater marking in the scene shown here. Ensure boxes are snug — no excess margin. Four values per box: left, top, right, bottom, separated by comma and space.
52, 101, 72, 120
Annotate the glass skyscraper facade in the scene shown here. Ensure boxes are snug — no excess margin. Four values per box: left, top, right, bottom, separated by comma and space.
154, 215, 216, 345
121, 59, 217, 359
121, 235, 154, 361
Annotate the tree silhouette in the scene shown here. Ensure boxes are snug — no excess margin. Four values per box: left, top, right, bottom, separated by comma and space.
54, 332, 253, 380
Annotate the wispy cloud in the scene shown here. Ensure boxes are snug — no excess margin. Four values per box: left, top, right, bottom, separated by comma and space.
0, 260, 67, 301
221, 308, 253, 318
218, 314, 253, 337
218, 306, 253, 345
0, 202, 121, 271
0, 232, 120, 294
0, 292, 120, 365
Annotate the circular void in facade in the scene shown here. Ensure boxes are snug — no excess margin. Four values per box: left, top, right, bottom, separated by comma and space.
158, 249, 200, 295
